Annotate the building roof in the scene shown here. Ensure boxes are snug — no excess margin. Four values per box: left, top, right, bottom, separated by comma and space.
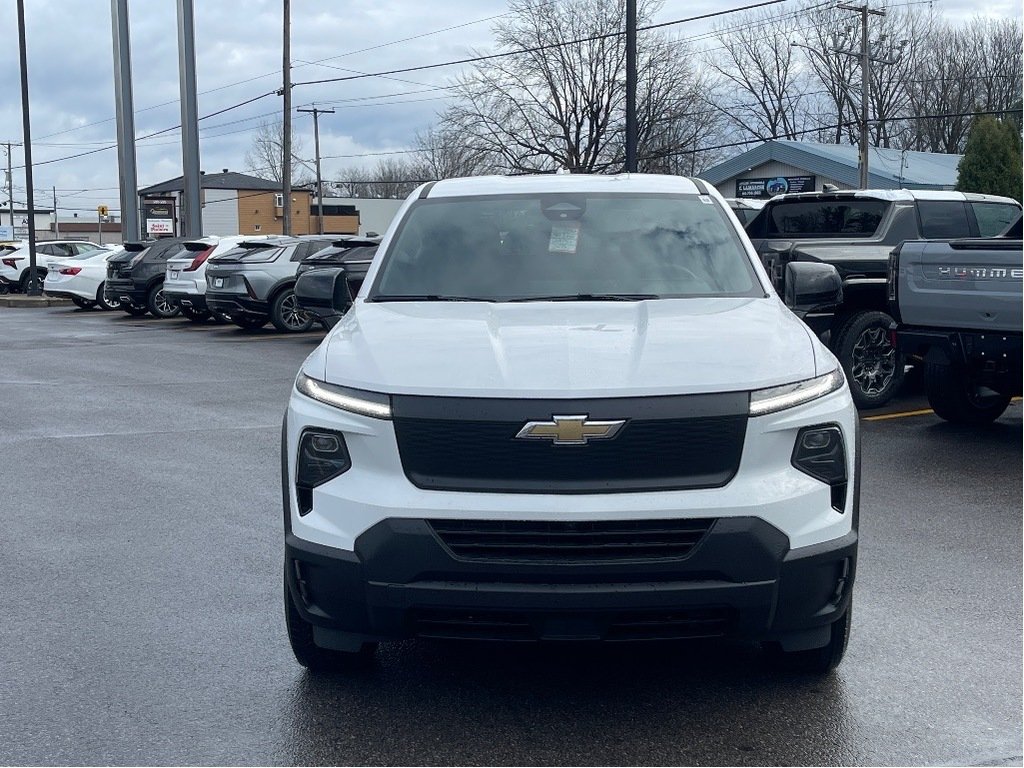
138, 170, 284, 195
700, 139, 963, 189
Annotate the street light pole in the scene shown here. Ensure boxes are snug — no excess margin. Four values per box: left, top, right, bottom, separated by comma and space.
15, 0, 39, 295
297, 106, 334, 235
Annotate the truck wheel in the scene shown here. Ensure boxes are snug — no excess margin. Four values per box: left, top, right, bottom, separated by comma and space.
284, 566, 377, 672
147, 284, 181, 319
765, 604, 851, 674
832, 310, 905, 409
270, 288, 315, 333
925, 363, 1011, 424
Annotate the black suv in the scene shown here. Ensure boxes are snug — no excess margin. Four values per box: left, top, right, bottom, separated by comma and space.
105, 237, 189, 317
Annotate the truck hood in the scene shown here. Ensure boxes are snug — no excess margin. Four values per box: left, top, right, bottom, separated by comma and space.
309, 297, 823, 398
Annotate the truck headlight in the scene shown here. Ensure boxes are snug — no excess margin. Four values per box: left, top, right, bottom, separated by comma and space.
749, 369, 845, 416
295, 372, 391, 419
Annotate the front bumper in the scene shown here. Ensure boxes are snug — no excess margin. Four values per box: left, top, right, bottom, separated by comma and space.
206, 290, 270, 318
285, 521, 856, 646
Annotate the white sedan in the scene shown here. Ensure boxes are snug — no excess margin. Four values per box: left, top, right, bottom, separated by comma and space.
43, 247, 124, 310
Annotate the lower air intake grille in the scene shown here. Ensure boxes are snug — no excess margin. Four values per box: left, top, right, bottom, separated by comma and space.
428, 518, 715, 564
412, 606, 733, 642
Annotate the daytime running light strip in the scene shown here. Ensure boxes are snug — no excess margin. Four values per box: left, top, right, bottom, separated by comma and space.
296, 373, 392, 420
749, 369, 845, 416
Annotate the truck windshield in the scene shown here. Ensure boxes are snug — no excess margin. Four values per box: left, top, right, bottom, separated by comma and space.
370, 194, 763, 301
755, 199, 889, 238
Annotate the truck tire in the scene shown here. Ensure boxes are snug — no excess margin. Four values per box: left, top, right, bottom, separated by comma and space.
925, 363, 1011, 424
284, 566, 376, 672
832, 310, 905, 409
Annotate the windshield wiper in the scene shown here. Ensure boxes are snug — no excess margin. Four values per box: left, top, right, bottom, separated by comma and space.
371, 294, 493, 302
504, 293, 660, 302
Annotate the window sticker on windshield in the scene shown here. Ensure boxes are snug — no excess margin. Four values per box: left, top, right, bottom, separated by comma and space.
548, 223, 580, 254
699, 195, 713, 204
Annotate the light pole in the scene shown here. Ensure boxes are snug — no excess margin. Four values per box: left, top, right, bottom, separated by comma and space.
281, 0, 292, 235
624, 0, 638, 173
15, 0, 39, 295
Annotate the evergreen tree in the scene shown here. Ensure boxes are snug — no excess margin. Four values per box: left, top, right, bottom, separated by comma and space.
955, 115, 1023, 202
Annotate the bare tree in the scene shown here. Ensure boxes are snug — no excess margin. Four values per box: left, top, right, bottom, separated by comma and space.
334, 157, 423, 199
706, 5, 811, 142
244, 120, 315, 185
440, 0, 718, 174
410, 127, 497, 179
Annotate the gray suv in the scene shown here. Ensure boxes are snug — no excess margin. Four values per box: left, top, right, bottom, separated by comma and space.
205, 237, 334, 331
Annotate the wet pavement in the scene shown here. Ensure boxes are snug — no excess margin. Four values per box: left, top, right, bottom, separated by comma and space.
1, 306, 1020, 766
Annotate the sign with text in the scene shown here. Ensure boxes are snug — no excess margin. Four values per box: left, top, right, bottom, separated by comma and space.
142, 199, 176, 238
0, 225, 14, 241
736, 175, 816, 198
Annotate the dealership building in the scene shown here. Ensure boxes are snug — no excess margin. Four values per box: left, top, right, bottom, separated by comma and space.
700, 139, 963, 199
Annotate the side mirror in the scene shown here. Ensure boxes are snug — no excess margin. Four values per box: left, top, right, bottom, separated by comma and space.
294, 266, 352, 323
784, 262, 843, 315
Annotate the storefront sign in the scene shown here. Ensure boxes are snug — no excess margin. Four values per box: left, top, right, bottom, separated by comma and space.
736, 175, 816, 198
142, 199, 177, 238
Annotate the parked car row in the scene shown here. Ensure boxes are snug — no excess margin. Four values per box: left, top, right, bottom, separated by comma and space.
2, 240, 117, 295
37, 232, 380, 334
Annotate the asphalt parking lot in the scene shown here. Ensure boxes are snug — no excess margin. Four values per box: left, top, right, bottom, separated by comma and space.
1, 306, 1021, 767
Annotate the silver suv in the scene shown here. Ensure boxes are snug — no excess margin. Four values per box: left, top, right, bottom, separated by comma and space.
204, 237, 334, 331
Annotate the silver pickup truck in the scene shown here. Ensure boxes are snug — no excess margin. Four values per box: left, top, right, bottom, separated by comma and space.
888, 216, 1022, 424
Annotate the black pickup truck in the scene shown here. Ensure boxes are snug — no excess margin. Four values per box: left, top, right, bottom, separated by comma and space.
745, 190, 1021, 408
888, 215, 1022, 424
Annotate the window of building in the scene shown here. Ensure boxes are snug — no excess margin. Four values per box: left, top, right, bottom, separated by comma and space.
273, 193, 284, 208
254, 224, 261, 232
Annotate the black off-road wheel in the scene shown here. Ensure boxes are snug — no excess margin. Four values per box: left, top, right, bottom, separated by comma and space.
284, 565, 377, 673
925, 362, 1011, 425
832, 310, 905, 409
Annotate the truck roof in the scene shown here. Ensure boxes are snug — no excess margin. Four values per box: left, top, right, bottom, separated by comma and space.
764, 189, 1020, 205
422, 173, 705, 198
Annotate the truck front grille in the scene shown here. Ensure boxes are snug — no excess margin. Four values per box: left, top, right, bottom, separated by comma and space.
391, 393, 748, 494
428, 518, 715, 564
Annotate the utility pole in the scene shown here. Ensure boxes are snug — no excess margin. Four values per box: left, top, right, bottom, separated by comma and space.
836, 3, 887, 189
16, 0, 39, 295
4, 142, 13, 228
297, 106, 334, 235
110, 0, 139, 242
52, 186, 58, 238
624, 0, 638, 173
281, 0, 292, 235
176, 0, 202, 237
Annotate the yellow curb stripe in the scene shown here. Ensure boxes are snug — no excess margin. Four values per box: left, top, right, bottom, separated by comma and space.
862, 408, 936, 421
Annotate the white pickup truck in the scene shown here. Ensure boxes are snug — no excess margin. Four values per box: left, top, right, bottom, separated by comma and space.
282, 174, 859, 674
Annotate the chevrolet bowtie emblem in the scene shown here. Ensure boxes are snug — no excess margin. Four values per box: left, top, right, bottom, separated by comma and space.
515, 415, 626, 446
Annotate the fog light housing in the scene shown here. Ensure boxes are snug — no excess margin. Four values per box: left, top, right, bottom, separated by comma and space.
792, 425, 847, 512
296, 428, 351, 516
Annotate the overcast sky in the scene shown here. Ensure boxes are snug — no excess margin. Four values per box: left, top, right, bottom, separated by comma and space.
0, 0, 1018, 215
